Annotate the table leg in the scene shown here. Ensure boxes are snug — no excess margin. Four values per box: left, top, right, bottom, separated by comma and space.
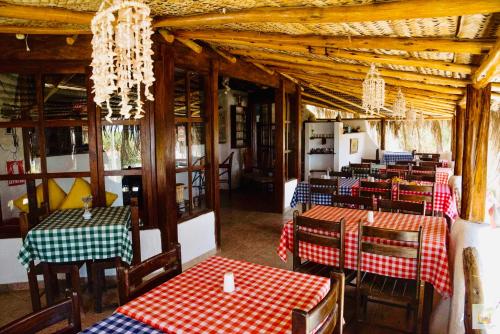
92, 263, 103, 313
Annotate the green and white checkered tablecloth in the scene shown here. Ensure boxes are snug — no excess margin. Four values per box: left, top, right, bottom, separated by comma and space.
18, 206, 133, 269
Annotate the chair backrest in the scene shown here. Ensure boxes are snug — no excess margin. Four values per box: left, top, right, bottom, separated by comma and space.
309, 178, 339, 208
415, 152, 440, 160
117, 243, 182, 305
411, 165, 436, 172
293, 211, 346, 272
357, 221, 424, 302
395, 160, 416, 166
0, 292, 81, 334
378, 199, 426, 215
398, 183, 435, 216
350, 163, 370, 169
361, 158, 380, 164
292, 272, 345, 334
221, 151, 234, 166
130, 197, 141, 265
331, 195, 374, 210
329, 171, 353, 178
407, 174, 437, 183
388, 164, 410, 171
419, 161, 442, 168
359, 180, 392, 200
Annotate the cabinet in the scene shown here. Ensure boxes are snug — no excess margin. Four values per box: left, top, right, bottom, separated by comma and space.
230, 104, 250, 148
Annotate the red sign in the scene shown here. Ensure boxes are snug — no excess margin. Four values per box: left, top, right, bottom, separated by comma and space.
6, 160, 25, 186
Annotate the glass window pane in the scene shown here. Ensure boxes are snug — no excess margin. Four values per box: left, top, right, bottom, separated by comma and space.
100, 87, 140, 121
45, 126, 89, 172
43, 74, 87, 120
102, 125, 142, 171
0, 127, 40, 174
175, 124, 188, 169
189, 72, 204, 118
191, 123, 206, 166
192, 169, 207, 213
0, 73, 37, 121
174, 68, 187, 117
175, 172, 189, 219
0, 180, 43, 222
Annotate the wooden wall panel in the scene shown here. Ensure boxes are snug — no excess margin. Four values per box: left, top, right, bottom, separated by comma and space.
274, 79, 285, 213
293, 84, 302, 181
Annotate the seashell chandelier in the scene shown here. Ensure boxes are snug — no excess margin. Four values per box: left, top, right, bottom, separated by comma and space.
91, 0, 155, 122
406, 103, 417, 124
392, 88, 406, 120
362, 64, 385, 114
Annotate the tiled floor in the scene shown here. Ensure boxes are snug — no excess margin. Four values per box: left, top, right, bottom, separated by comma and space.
0, 189, 412, 333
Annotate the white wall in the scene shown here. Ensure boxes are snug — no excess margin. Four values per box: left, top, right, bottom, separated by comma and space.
335, 120, 379, 171
177, 211, 216, 264
284, 179, 298, 210
218, 90, 248, 190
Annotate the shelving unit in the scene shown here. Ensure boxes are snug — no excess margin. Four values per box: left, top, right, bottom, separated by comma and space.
304, 122, 336, 180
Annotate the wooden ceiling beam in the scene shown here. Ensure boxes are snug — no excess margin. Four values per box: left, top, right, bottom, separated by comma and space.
472, 38, 500, 88
176, 30, 493, 54
211, 46, 237, 63
229, 48, 468, 89
0, 3, 93, 25
302, 92, 360, 116
155, 0, 500, 28
0, 25, 91, 35
195, 38, 474, 74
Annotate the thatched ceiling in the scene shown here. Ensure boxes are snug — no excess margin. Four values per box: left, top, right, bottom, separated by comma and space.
0, 0, 499, 118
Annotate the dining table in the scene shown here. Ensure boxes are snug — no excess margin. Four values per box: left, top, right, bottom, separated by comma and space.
290, 178, 360, 208
18, 206, 133, 268
82, 256, 331, 334
278, 205, 452, 297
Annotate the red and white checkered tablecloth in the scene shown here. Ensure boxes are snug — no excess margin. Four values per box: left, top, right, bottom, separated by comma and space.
412, 167, 452, 184
117, 256, 330, 334
277, 206, 452, 297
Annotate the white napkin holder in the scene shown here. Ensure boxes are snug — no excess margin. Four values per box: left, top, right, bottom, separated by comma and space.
367, 211, 374, 223
223, 272, 235, 293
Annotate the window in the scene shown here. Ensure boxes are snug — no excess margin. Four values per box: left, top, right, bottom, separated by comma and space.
174, 68, 210, 220
285, 93, 297, 180
0, 68, 153, 235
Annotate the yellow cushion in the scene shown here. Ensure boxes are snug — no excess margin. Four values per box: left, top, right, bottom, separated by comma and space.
13, 179, 66, 213
58, 178, 118, 209
105, 192, 118, 207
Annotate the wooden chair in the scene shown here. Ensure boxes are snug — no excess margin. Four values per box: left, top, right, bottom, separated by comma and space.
219, 152, 234, 194
0, 291, 81, 334
411, 165, 436, 172
292, 211, 353, 281
415, 153, 440, 161
356, 222, 425, 333
329, 170, 353, 178
350, 163, 370, 169
20, 210, 83, 311
395, 160, 416, 166
361, 158, 380, 164
378, 199, 426, 215
419, 161, 443, 168
369, 172, 392, 180
386, 164, 410, 178
350, 163, 371, 177
398, 183, 436, 216
292, 272, 345, 334
359, 180, 392, 200
407, 174, 437, 183
117, 243, 182, 305
331, 195, 374, 210
309, 178, 339, 209
91, 196, 142, 312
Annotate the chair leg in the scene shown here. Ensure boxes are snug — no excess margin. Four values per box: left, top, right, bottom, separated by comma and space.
228, 169, 232, 195
86, 261, 93, 293
27, 263, 41, 312
92, 264, 103, 313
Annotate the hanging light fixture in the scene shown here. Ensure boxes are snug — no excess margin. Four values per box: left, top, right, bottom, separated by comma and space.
418, 110, 425, 126
392, 88, 406, 120
91, 0, 155, 122
362, 64, 385, 114
406, 103, 417, 124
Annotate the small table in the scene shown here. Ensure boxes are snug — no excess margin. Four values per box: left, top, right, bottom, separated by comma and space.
290, 178, 360, 208
85, 256, 330, 334
18, 206, 133, 268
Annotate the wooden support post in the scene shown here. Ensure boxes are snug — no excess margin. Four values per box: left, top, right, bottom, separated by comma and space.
154, 44, 177, 249
455, 105, 465, 176
206, 59, 221, 248
293, 84, 302, 181
275, 79, 286, 213
380, 119, 386, 150
461, 84, 490, 222
451, 115, 456, 161
463, 247, 484, 334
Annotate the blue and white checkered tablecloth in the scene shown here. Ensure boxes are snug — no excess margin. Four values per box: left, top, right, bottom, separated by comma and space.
382, 151, 414, 164
290, 178, 360, 208
81, 313, 163, 334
